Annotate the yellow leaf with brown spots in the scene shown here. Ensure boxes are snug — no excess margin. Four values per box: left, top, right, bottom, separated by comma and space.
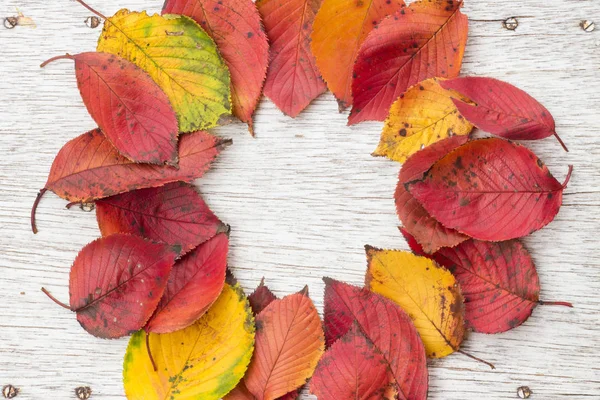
365, 245, 465, 358
373, 78, 473, 163
122, 283, 254, 399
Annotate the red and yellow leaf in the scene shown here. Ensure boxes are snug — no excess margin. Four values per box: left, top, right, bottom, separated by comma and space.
42, 52, 179, 165
163, 0, 269, 133
407, 138, 573, 241
311, 0, 404, 109
310, 324, 393, 400
440, 77, 567, 150
243, 290, 324, 400
396, 135, 469, 253
323, 278, 428, 399
257, 0, 326, 117
96, 182, 225, 254
145, 233, 228, 333
365, 246, 465, 358
42, 234, 178, 338
349, 0, 468, 124
32, 129, 229, 232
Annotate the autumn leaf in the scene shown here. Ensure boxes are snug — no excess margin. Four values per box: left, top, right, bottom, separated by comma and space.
311, 0, 405, 109
396, 135, 469, 253
97, 9, 231, 132
163, 0, 269, 134
31, 129, 230, 233
440, 76, 568, 151
42, 234, 179, 339
243, 289, 324, 400
323, 278, 428, 399
401, 229, 573, 334
145, 233, 229, 333
374, 78, 473, 162
123, 283, 254, 399
310, 323, 393, 400
349, 0, 468, 124
407, 138, 573, 241
40, 52, 179, 165
365, 246, 464, 358
96, 182, 226, 254
257, 0, 326, 117
248, 279, 277, 315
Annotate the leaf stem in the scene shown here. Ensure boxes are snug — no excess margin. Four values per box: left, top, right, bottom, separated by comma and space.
73, 0, 107, 20
146, 332, 158, 372
457, 349, 495, 369
561, 165, 574, 188
41, 287, 71, 310
40, 54, 74, 68
553, 131, 569, 152
539, 300, 573, 307
31, 188, 47, 234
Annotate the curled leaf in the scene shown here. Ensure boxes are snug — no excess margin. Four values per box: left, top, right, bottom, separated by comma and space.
41, 52, 179, 165
163, 0, 269, 133
97, 9, 231, 132
123, 283, 255, 399
350, 0, 468, 124
96, 182, 225, 254
407, 138, 572, 241
365, 246, 465, 358
374, 78, 473, 162
145, 233, 229, 333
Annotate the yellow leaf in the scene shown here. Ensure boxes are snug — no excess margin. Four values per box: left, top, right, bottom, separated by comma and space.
365, 246, 465, 358
122, 283, 254, 399
97, 9, 231, 133
373, 78, 473, 163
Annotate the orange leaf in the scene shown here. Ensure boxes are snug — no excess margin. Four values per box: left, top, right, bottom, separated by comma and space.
349, 0, 468, 124
311, 0, 404, 109
244, 290, 324, 400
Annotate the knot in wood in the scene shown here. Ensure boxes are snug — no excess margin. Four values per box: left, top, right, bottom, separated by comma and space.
503, 17, 518, 31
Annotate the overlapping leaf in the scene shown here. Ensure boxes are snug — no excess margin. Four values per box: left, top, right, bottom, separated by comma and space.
145, 233, 229, 333
365, 246, 465, 357
396, 135, 469, 253
311, 0, 404, 109
349, 0, 468, 124
323, 278, 428, 399
248, 279, 277, 315
42, 234, 179, 338
32, 129, 229, 232
257, 0, 326, 116
310, 324, 393, 400
97, 9, 231, 132
374, 78, 473, 162
123, 283, 254, 399
42, 52, 179, 165
96, 182, 225, 254
407, 138, 572, 241
243, 290, 324, 400
163, 0, 269, 133
440, 77, 568, 150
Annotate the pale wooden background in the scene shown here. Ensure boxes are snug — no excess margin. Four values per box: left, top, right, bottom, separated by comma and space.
1, 0, 599, 398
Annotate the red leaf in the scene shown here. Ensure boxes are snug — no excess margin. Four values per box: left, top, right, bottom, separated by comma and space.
323, 278, 427, 400
42, 52, 179, 164
396, 136, 469, 253
32, 129, 230, 233
401, 229, 572, 333
257, 0, 327, 117
163, 0, 269, 133
440, 77, 568, 151
248, 278, 277, 315
407, 138, 573, 241
145, 233, 228, 333
96, 182, 225, 254
310, 324, 393, 400
349, 0, 468, 124
42, 234, 179, 338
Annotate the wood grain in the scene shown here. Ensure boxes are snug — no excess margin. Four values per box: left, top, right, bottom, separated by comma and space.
1, 0, 599, 398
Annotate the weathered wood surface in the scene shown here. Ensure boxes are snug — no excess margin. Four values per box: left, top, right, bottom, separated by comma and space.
1, 0, 599, 398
